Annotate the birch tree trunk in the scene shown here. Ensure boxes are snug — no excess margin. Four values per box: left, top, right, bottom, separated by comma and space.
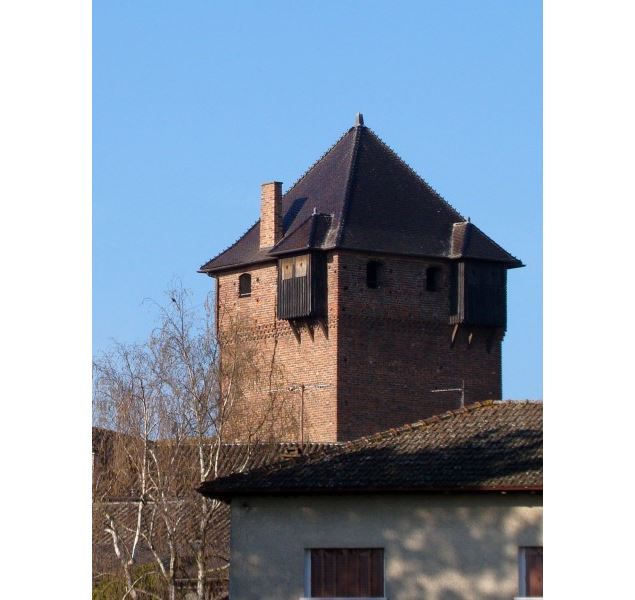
94, 285, 294, 599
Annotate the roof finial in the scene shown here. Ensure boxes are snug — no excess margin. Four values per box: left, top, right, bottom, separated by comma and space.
355, 112, 364, 127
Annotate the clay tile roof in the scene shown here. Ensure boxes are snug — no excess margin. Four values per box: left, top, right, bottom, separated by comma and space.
199, 120, 522, 274
198, 401, 542, 499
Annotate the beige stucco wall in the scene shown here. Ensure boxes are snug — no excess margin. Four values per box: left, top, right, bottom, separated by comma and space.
229, 493, 542, 600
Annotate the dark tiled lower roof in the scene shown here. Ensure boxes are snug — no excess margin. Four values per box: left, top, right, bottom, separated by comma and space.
198, 401, 542, 499
450, 221, 523, 263
269, 213, 333, 256
199, 122, 522, 273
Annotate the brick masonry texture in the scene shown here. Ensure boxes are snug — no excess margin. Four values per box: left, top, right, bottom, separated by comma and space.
215, 251, 503, 443
336, 251, 501, 440
216, 255, 341, 442
259, 182, 282, 249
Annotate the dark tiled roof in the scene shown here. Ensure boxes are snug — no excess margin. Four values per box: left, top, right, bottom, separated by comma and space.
449, 221, 522, 262
200, 122, 522, 273
198, 401, 542, 499
269, 213, 333, 256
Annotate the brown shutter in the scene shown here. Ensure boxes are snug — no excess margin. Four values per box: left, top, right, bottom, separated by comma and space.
525, 547, 543, 597
310, 549, 323, 597
370, 548, 384, 597
323, 549, 336, 597
310, 548, 384, 597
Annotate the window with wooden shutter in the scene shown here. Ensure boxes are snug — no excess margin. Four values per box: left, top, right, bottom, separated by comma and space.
281, 258, 294, 280
295, 254, 308, 277
519, 546, 543, 598
308, 548, 384, 598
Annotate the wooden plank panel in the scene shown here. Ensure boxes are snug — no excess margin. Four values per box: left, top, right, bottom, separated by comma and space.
334, 549, 346, 596
344, 551, 359, 596
310, 549, 323, 597
526, 547, 543, 597
323, 549, 336, 597
311, 548, 384, 598
358, 549, 371, 597
370, 548, 384, 597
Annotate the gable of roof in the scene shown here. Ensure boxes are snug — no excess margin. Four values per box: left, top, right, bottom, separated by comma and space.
199, 121, 522, 274
198, 401, 542, 500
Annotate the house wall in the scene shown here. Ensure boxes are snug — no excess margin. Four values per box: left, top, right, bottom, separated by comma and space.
229, 493, 542, 600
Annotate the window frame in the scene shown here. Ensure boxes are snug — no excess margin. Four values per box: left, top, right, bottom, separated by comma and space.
303, 547, 386, 600
238, 273, 252, 298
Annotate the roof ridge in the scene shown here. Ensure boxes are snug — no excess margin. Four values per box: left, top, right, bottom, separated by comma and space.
462, 221, 472, 255
363, 127, 465, 222
335, 125, 363, 246
218, 441, 340, 448
283, 126, 354, 200
494, 399, 543, 404
342, 400, 498, 450
202, 127, 355, 272
308, 211, 320, 247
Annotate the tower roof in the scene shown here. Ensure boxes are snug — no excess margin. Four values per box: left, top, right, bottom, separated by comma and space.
200, 119, 522, 273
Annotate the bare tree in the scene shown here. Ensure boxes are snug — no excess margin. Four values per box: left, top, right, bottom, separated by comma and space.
93, 286, 296, 600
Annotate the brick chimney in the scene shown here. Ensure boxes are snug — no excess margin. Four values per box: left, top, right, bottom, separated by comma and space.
260, 181, 283, 249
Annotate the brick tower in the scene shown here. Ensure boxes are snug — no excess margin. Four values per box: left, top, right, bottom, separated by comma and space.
200, 115, 522, 442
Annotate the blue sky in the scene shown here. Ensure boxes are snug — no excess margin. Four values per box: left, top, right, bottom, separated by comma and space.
94, 0, 542, 398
